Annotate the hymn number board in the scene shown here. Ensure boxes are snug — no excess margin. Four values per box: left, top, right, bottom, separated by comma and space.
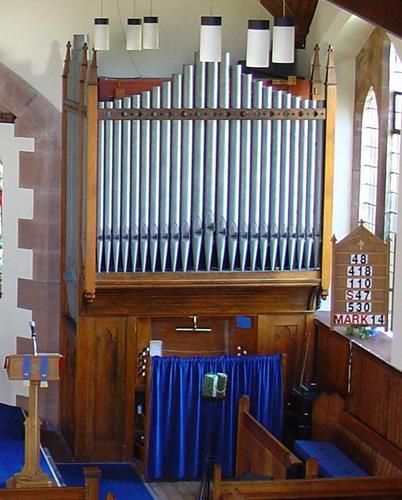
331, 225, 389, 329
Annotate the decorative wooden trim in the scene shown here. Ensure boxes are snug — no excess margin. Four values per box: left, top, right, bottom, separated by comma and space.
311, 44, 324, 101
77, 44, 88, 308
321, 46, 337, 299
98, 107, 326, 122
83, 50, 98, 304
95, 270, 321, 289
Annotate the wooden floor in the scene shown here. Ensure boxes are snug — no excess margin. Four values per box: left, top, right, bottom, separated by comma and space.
147, 481, 200, 499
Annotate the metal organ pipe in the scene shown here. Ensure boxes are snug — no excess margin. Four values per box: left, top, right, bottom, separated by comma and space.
104, 100, 114, 273
270, 90, 282, 270
239, 73, 252, 272
216, 52, 230, 271
121, 96, 132, 273
249, 80, 263, 271
170, 73, 182, 272
297, 99, 309, 270
259, 86, 273, 271
130, 94, 141, 273
204, 61, 219, 271
160, 81, 172, 272
150, 86, 161, 272
140, 91, 151, 272
305, 100, 317, 270
288, 95, 301, 271
97, 101, 105, 272
228, 64, 242, 271
192, 55, 206, 271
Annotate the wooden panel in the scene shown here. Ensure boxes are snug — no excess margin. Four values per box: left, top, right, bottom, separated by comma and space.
90, 274, 319, 317
75, 316, 136, 461
349, 344, 402, 449
315, 322, 349, 399
227, 317, 258, 356
151, 317, 228, 357
257, 314, 309, 398
60, 317, 76, 449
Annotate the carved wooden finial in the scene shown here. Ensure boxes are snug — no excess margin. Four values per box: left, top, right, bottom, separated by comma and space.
79, 43, 89, 83
325, 45, 337, 86
62, 41, 71, 79
88, 49, 98, 86
311, 44, 324, 100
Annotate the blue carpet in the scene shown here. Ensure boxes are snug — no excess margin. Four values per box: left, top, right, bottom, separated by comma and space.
0, 402, 54, 487
57, 463, 153, 499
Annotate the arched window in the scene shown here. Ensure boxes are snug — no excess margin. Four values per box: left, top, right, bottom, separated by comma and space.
358, 87, 379, 234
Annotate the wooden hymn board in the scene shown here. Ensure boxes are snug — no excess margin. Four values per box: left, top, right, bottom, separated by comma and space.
331, 224, 389, 329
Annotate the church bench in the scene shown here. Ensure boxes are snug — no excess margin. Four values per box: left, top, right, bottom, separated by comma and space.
212, 470, 402, 499
311, 393, 402, 477
235, 395, 318, 480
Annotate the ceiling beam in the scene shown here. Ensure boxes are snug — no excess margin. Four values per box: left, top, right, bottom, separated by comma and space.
260, 0, 319, 49
328, 0, 402, 39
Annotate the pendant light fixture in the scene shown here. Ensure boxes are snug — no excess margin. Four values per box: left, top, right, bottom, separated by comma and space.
94, 0, 110, 51
272, 0, 295, 64
127, 0, 142, 51
246, 19, 270, 68
199, 0, 222, 63
143, 0, 159, 50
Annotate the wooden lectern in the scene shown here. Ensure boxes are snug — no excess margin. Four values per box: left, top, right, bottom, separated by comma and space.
4, 352, 62, 488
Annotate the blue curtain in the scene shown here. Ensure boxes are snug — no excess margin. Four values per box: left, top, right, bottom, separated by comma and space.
147, 354, 283, 480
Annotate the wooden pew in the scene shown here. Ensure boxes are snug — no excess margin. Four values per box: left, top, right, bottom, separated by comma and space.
213, 469, 402, 499
0, 467, 102, 500
235, 395, 317, 480
213, 394, 402, 499
311, 393, 402, 477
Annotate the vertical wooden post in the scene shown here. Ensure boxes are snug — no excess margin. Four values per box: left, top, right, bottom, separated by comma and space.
321, 46, 337, 299
83, 50, 99, 304
311, 44, 324, 101
235, 395, 250, 477
6, 382, 53, 488
60, 41, 71, 318
83, 466, 101, 500
78, 44, 88, 305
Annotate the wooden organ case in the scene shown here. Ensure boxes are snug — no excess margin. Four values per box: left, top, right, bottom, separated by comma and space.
60, 35, 336, 472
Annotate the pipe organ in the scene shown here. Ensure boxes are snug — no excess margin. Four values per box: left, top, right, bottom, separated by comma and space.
61, 35, 336, 466
95, 56, 325, 275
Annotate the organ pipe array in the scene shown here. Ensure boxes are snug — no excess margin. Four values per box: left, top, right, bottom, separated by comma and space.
63, 35, 336, 304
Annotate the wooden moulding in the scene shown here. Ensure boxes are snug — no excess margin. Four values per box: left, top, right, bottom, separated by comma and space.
83, 50, 98, 305
321, 46, 337, 300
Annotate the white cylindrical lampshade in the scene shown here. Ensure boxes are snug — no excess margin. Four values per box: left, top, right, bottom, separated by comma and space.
272, 17, 295, 64
143, 16, 159, 49
127, 18, 142, 50
199, 16, 222, 63
246, 19, 270, 68
94, 18, 110, 51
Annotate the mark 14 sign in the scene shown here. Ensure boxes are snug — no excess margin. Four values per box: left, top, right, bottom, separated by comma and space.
331, 224, 389, 329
